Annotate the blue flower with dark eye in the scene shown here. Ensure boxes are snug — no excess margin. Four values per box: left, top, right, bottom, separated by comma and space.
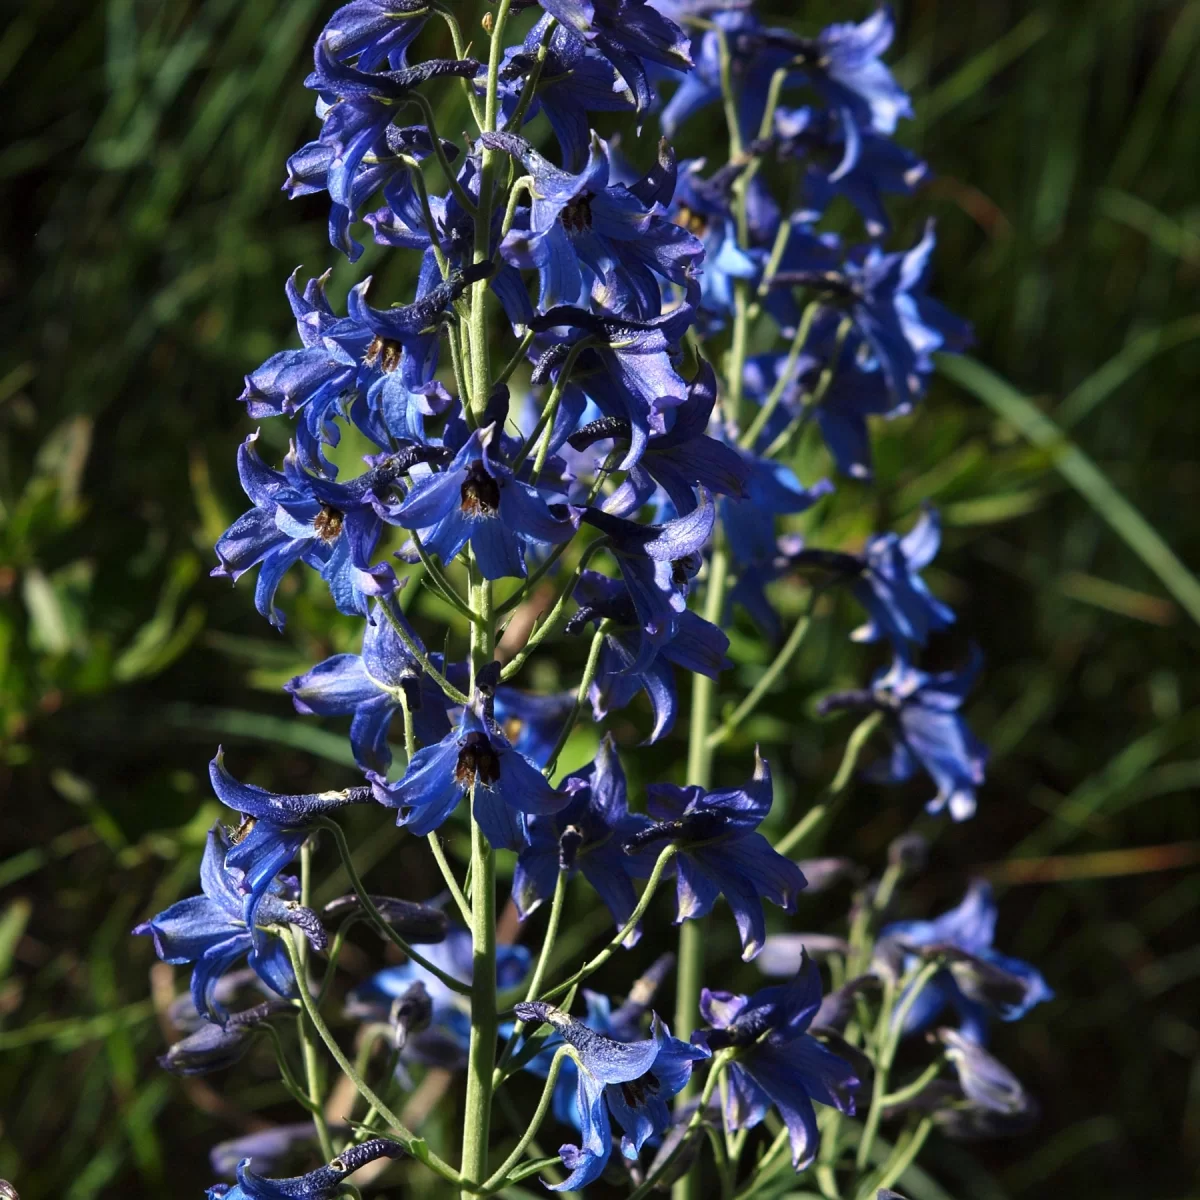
388, 425, 579, 581
880, 880, 1053, 1043
208, 748, 374, 941
493, 688, 577, 769
348, 928, 530, 1068
794, 506, 953, 647
629, 750, 807, 960
514, 735, 657, 943
693, 952, 860, 1169
818, 649, 988, 821
569, 361, 750, 518
285, 596, 451, 773
480, 131, 704, 319
530, 303, 697, 470
134, 825, 326, 1021
212, 435, 419, 629
567, 569, 730, 743
370, 702, 568, 850
239, 271, 467, 473
580, 489, 715, 671
286, 123, 455, 262
206, 1138, 403, 1199
515, 1000, 708, 1190
775, 106, 928, 239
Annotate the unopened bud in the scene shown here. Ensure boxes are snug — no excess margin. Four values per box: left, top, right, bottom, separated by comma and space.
482, 11, 495, 33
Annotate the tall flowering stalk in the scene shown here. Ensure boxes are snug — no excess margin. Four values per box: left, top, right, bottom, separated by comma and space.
135, 2, 1052, 1198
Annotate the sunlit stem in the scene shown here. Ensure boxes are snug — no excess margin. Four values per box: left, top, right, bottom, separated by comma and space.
541, 621, 609, 777
296, 840, 336, 1160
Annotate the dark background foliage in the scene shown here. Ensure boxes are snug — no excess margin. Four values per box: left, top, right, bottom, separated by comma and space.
2, 0, 1199, 1196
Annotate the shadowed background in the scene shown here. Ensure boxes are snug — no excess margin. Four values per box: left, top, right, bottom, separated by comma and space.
2, 0, 1199, 1196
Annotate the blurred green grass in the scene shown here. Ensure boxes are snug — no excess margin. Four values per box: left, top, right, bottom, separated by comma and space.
2, 0, 1200, 1196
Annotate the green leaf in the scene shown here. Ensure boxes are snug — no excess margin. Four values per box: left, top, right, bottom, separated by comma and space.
938, 353, 1200, 629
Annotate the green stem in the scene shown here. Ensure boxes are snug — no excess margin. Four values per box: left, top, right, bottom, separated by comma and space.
483, 1047, 570, 1191
494, 327, 534, 387
314, 816, 471, 997
280, 929, 465, 1186
297, 841, 336, 1160
462, 572, 498, 1199
706, 593, 817, 749
542, 623, 608, 776
511, 336, 596, 474
739, 300, 821, 449
534, 845, 677, 1005
503, 20, 556, 133
879, 1058, 945, 1109
773, 712, 883, 857
430, 1, 484, 129
411, 531, 478, 623
398, 153, 451, 278
379, 600, 471, 706
866, 1118, 933, 1198
405, 92, 478, 217
764, 316, 854, 460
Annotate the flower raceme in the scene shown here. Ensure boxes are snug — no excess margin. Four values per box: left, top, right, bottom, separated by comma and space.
129, 0, 1045, 1195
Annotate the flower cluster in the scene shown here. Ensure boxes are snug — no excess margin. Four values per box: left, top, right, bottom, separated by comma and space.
132, 0, 1050, 1195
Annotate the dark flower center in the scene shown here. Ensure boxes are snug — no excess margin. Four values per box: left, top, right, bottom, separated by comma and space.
365, 335, 403, 374
620, 1072, 659, 1108
230, 815, 256, 845
313, 504, 345, 542
674, 204, 709, 237
561, 193, 594, 234
455, 732, 501, 788
460, 466, 501, 517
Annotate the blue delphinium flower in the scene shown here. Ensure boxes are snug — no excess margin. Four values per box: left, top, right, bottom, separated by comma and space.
771, 223, 972, 404
320, 0, 430, 70
692, 952, 859, 1168
481, 131, 704, 318
514, 735, 657, 943
134, 825, 326, 1020
818, 648, 988, 820
775, 106, 928, 239
529, 303, 697, 470
302, 38, 478, 221
158, 1000, 291, 1076
285, 124, 454, 262
567, 569, 730, 742
207, 1138, 402, 1199
580, 490, 715, 670
208, 748, 375, 934
794, 506, 953, 647
210, 1125, 320, 1180
495, 16, 636, 170
238, 270, 466, 471
370, 701, 568, 849
388, 425, 579, 581
568, 361, 749, 517
515, 999, 708, 1190
628, 750, 808, 960
348, 928, 531, 1067
211, 434, 426, 629
285, 596, 451, 773
880, 880, 1053, 1043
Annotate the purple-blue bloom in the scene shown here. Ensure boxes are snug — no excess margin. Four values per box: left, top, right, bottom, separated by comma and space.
515, 999, 708, 1190
693, 952, 859, 1168
370, 702, 568, 850
206, 1137, 402, 1199
630, 750, 807, 960
388, 425, 579, 581
514, 735, 657, 943
134, 825, 326, 1020
881, 880, 1053, 1043
482, 131, 704, 319
285, 597, 452, 773
819, 648, 988, 821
